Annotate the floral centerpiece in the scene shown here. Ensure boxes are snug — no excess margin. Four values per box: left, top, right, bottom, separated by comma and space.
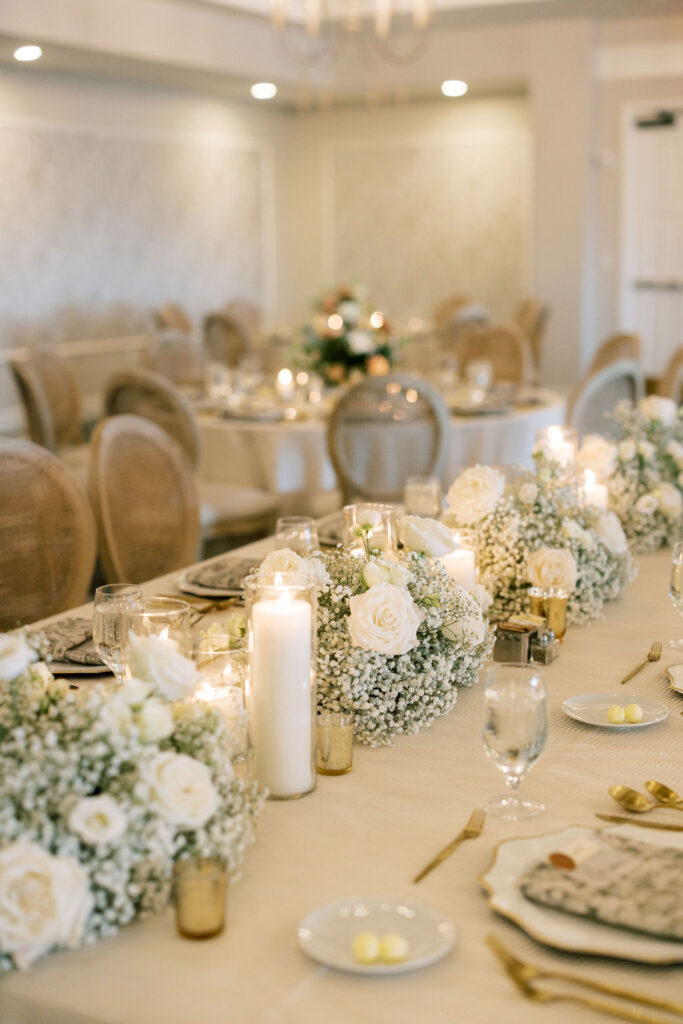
577, 396, 683, 553
299, 285, 394, 386
445, 461, 636, 625
259, 515, 493, 747
0, 632, 263, 973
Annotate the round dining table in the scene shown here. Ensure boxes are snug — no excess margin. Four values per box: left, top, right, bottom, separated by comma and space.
197, 389, 566, 516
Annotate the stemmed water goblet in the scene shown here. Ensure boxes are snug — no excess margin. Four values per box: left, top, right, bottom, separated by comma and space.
668, 541, 683, 649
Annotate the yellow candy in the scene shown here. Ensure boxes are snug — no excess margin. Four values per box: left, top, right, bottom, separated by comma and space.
379, 932, 409, 964
607, 704, 625, 724
352, 930, 380, 964
625, 702, 643, 723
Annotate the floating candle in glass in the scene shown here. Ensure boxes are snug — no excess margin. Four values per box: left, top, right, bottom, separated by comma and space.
583, 469, 608, 511
440, 528, 479, 590
535, 425, 577, 468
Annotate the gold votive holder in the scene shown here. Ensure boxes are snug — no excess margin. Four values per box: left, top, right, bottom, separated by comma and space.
528, 587, 569, 642
316, 712, 355, 776
528, 587, 546, 621
174, 858, 227, 940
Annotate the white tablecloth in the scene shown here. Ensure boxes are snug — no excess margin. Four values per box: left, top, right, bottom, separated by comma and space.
2, 545, 682, 1024
197, 391, 566, 515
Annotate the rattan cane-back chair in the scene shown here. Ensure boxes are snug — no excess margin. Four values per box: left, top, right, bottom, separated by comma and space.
151, 303, 193, 334
460, 321, 536, 385
203, 313, 251, 368
514, 298, 549, 372
10, 350, 83, 451
0, 439, 96, 628
588, 333, 641, 375
328, 373, 451, 503
567, 358, 645, 437
657, 347, 683, 403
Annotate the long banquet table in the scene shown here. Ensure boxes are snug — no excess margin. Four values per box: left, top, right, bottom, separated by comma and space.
2, 544, 682, 1024
197, 390, 566, 516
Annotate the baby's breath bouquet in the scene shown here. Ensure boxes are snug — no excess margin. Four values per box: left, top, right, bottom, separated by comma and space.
0, 633, 263, 973
445, 461, 636, 625
577, 396, 683, 553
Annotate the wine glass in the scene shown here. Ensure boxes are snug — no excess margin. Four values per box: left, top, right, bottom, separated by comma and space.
275, 516, 319, 555
92, 584, 144, 680
482, 663, 548, 821
123, 598, 192, 662
669, 542, 683, 649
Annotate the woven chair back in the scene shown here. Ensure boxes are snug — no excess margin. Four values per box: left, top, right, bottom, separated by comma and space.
460, 321, 536, 384
10, 350, 82, 450
223, 299, 261, 344
203, 313, 250, 368
151, 303, 193, 334
514, 298, 549, 369
141, 330, 205, 390
657, 347, 683, 402
89, 415, 200, 584
0, 439, 96, 628
328, 373, 451, 503
104, 368, 200, 467
589, 333, 641, 375
567, 358, 645, 437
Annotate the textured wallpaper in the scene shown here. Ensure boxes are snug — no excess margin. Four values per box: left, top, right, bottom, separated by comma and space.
326, 131, 531, 319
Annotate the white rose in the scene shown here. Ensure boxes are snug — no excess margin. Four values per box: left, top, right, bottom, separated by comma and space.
561, 519, 594, 550
639, 395, 677, 425
655, 482, 682, 520
260, 548, 305, 576
68, 795, 127, 846
638, 440, 655, 461
594, 511, 628, 555
303, 556, 331, 587
0, 634, 37, 682
576, 434, 617, 479
446, 465, 505, 524
441, 614, 486, 645
99, 691, 134, 734
125, 634, 198, 702
363, 558, 412, 589
397, 515, 455, 557
666, 440, 683, 469
635, 493, 658, 516
347, 329, 374, 355
618, 439, 636, 461
518, 482, 538, 505
0, 841, 91, 970
347, 582, 421, 656
138, 698, 174, 741
338, 300, 360, 325
148, 752, 219, 829
527, 547, 578, 592
470, 584, 493, 614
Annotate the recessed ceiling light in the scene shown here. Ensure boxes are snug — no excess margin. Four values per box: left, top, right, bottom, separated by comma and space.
13, 45, 42, 62
250, 82, 277, 100
441, 80, 468, 98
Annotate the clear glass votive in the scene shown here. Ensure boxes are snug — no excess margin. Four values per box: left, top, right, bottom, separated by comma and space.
440, 528, 479, 590
316, 712, 355, 776
404, 476, 443, 519
342, 503, 398, 559
123, 597, 192, 670
275, 516, 320, 555
174, 858, 227, 940
534, 425, 577, 468
193, 640, 249, 771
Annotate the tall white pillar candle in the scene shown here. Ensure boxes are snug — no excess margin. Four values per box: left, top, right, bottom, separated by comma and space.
441, 549, 477, 590
250, 594, 313, 797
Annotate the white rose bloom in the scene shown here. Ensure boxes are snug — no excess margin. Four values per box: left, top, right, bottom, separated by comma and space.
347, 582, 422, 656
655, 482, 683, 520
0, 633, 37, 682
338, 299, 360, 325
148, 752, 219, 829
138, 698, 174, 742
441, 614, 486, 645
303, 556, 331, 587
639, 395, 677, 425
576, 434, 617, 479
0, 841, 91, 970
637, 440, 655, 461
363, 558, 412, 589
527, 547, 578, 592
666, 440, 683, 469
260, 547, 305, 576
347, 329, 374, 355
594, 511, 628, 555
446, 465, 505, 524
68, 795, 127, 846
518, 482, 538, 505
470, 584, 493, 614
125, 634, 198, 702
635, 493, 658, 516
397, 515, 455, 557
99, 691, 134, 734
618, 439, 636, 461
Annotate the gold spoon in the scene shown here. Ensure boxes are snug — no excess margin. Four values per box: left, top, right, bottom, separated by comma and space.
644, 780, 683, 807
609, 784, 683, 814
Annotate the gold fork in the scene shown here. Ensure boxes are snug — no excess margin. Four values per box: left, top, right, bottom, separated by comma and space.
412, 808, 485, 884
619, 641, 662, 685
487, 935, 683, 1023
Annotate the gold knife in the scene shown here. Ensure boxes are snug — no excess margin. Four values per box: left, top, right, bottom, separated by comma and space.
596, 813, 683, 831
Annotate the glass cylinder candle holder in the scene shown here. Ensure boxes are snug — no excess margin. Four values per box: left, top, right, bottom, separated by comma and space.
404, 476, 443, 519
174, 858, 227, 940
316, 712, 355, 776
193, 640, 249, 772
342, 503, 398, 559
534, 425, 577, 468
123, 597, 192, 675
275, 516, 320, 555
244, 573, 317, 799
582, 469, 609, 511
440, 528, 479, 590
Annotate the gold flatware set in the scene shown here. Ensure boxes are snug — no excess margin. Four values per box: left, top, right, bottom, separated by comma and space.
608, 782, 683, 814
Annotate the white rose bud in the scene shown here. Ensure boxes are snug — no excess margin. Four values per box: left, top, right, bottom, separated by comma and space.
397, 515, 455, 557
518, 482, 538, 505
363, 558, 412, 589
347, 582, 422, 655
148, 752, 219, 829
125, 634, 199, 703
594, 511, 628, 555
68, 795, 127, 846
635, 493, 659, 516
260, 547, 306, 576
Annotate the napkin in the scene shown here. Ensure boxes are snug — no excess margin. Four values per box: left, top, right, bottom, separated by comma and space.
185, 557, 256, 591
30, 618, 103, 666
519, 831, 683, 941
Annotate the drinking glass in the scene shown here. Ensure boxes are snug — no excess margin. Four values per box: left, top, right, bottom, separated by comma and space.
92, 584, 144, 679
123, 597, 192, 667
482, 663, 548, 821
669, 542, 683, 649
275, 516, 319, 555
404, 476, 443, 519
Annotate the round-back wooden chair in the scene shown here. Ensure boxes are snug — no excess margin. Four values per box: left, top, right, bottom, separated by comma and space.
10, 350, 82, 451
328, 373, 451, 503
203, 313, 250, 368
141, 329, 205, 392
567, 358, 645, 437
657, 347, 683, 402
223, 299, 262, 345
104, 368, 201, 466
588, 332, 641, 375
89, 415, 200, 584
460, 321, 536, 384
514, 298, 549, 372
151, 303, 193, 334
0, 439, 96, 628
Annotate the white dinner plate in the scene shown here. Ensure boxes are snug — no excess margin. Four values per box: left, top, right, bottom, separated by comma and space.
298, 896, 456, 975
561, 692, 668, 729
666, 664, 683, 695
480, 824, 683, 964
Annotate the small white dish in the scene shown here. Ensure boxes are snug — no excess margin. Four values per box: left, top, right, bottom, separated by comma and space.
562, 692, 668, 729
666, 664, 683, 695
298, 896, 455, 975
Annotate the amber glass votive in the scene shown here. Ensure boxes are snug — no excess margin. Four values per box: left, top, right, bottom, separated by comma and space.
174, 858, 227, 939
316, 712, 355, 776
528, 587, 569, 642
